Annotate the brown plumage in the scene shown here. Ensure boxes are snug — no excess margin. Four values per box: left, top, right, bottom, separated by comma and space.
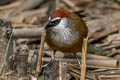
45, 9, 88, 54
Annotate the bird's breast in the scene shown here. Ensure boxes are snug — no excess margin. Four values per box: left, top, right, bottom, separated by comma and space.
46, 28, 81, 52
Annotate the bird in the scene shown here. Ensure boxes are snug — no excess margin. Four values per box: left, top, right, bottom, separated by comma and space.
45, 9, 88, 59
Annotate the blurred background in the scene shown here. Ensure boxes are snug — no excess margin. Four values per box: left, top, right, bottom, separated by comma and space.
0, 0, 120, 25
0, 0, 120, 80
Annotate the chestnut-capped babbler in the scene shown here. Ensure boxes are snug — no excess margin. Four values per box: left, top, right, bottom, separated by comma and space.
45, 9, 88, 58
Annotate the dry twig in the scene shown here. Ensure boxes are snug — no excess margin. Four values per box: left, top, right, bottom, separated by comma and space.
0, 1, 20, 10
59, 60, 62, 80
36, 29, 46, 78
80, 37, 88, 80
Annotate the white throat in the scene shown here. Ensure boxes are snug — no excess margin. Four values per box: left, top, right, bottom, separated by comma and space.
47, 18, 79, 47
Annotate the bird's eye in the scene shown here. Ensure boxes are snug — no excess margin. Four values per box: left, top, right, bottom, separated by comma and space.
49, 19, 61, 26
51, 19, 61, 23
55, 19, 61, 23
45, 19, 61, 29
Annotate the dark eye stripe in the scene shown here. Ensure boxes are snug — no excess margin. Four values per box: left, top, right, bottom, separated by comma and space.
45, 19, 61, 29
51, 19, 61, 23
49, 19, 61, 26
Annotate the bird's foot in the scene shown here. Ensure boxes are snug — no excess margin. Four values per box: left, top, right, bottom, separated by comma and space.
51, 55, 55, 61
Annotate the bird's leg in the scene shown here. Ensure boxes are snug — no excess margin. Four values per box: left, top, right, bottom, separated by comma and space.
73, 53, 81, 65
51, 50, 56, 61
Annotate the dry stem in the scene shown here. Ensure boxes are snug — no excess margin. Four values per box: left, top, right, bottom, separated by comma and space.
36, 29, 46, 78
80, 37, 88, 80
59, 59, 62, 80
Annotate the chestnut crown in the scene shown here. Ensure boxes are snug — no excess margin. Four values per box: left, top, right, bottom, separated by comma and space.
50, 9, 70, 19
45, 9, 71, 29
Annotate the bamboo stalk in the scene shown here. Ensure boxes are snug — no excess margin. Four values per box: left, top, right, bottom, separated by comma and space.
98, 75, 120, 80
0, 1, 20, 10
80, 38, 88, 80
13, 23, 42, 28
36, 29, 46, 78
13, 27, 43, 38
44, 51, 110, 59
59, 60, 62, 80
42, 57, 120, 68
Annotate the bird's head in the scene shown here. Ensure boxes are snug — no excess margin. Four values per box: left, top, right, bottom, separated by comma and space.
45, 9, 72, 30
